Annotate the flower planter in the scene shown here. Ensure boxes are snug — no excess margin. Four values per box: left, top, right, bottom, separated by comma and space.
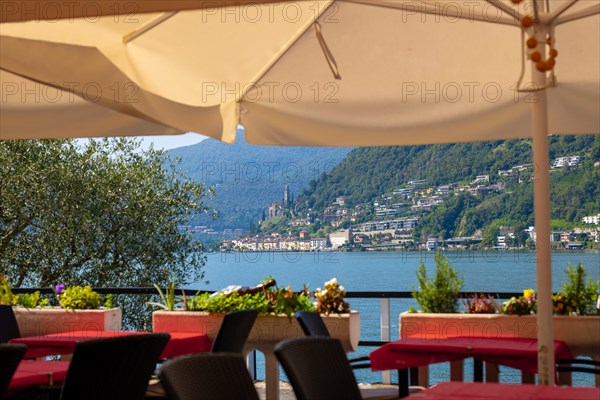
13, 307, 122, 337
153, 310, 360, 400
399, 312, 600, 358
152, 310, 360, 352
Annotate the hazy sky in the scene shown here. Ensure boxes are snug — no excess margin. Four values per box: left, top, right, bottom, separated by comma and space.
137, 132, 207, 150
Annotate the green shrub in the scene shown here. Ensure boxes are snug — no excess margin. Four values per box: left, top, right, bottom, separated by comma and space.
0, 275, 15, 305
413, 250, 463, 313
560, 262, 599, 315
185, 285, 313, 317
14, 291, 48, 308
269, 286, 314, 317
203, 292, 272, 314
1, 276, 47, 308
59, 286, 101, 310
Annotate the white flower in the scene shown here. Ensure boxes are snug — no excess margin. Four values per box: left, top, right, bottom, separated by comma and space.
339, 285, 345, 292
325, 278, 338, 287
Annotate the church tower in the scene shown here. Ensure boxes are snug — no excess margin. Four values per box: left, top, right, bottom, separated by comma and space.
283, 185, 290, 207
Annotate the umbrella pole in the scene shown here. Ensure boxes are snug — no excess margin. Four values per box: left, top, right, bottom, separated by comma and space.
531, 22, 555, 386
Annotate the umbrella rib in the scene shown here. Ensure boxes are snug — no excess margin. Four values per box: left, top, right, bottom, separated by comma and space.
547, 0, 578, 24
553, 3, 600, 25
238, 1, 336, 102
122, 12, 178, 44
314, 22, 341, 80
484, 0, 522, 23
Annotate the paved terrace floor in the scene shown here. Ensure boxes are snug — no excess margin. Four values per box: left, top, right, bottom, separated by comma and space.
149, 380, 400, 399
254, 381, 400, 399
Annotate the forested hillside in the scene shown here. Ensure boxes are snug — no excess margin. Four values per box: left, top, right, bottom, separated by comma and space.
296, 135, 599, 240
166, 130, 351, 231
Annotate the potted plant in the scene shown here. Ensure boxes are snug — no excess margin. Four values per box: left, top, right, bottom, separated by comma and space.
152, 277, 359, 400
9, 281, 122, 337
152, 277, 359, 351
401, 260, 600, 359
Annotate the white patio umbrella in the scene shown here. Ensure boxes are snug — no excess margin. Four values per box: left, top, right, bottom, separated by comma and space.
0, 70, 183, 138
1, 0, 599, 386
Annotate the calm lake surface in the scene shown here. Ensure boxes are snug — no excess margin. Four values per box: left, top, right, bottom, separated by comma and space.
193, 250, 600, 385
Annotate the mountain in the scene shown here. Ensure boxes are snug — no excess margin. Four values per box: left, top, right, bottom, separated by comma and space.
296, 135, 600, 240
166, 130, 352, 232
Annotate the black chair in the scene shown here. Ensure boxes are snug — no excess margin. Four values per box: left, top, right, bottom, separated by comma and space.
0, 305, 21, 343
211, 309, 258, 353
295, 311, 422, 398
59, 333, 170, 400
0, 344, 27, 399
159, 352, 259, 400
556, 358, 600, 385
295, 311, 371, 369
275, 337, 364, 400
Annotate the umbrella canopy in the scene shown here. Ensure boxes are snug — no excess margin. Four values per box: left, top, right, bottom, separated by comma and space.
1, 0, 599, 387
0, 70, 183, 138
1, 1, 598, 144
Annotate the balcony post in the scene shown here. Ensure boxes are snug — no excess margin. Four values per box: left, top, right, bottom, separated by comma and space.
380, 298, 391, 384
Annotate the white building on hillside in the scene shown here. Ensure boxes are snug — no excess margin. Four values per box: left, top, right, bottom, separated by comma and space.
329, 230, 351, 249
582, 214, 600, 225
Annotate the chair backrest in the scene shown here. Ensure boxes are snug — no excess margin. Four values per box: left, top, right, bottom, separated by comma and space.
556, 358, 600, 385
159, 352, 259, 400
0, 344, 27, 399
0, 305, 21, 343
274, 337, 363, 400
59, 333, 170, 400
211, 310, 258, 353
295, 311, 330, 337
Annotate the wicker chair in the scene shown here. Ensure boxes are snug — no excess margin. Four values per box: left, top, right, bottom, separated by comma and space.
159, 353, 259, 400
0, 343, 27, 398
59, 333, 170, 400
211, 309, 258, 353
0, 305, 21, 343
295, 311, 371, 369
275, 337, 364, 400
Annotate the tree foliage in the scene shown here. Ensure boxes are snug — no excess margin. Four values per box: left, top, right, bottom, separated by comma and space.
413, 251, 464, 313
0, 139, 213, 327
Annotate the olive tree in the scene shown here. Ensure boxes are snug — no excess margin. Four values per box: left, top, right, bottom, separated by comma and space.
0, 138, 213, 328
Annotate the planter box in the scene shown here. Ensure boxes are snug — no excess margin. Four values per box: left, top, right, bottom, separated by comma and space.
153, 310, 360, 400
152, 310, 360, 352
400, 312, 600, 358
13, 307, 122, 337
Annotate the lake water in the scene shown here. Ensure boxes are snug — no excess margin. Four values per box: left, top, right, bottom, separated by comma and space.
193, 250, 600, 386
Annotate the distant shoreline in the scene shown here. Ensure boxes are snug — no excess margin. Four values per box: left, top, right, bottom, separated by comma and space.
216, 248, 599, 254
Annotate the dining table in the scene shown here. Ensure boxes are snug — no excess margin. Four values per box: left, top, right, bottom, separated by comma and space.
6, 360, 70, 397
370, 336, 573, 398
407, 381, 600, 400
9, 330, 212, 359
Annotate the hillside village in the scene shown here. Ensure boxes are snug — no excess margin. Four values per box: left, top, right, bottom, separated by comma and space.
222, 153, 599, 252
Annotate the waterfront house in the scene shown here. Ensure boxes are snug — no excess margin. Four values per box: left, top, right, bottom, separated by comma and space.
329, 230, 351, 249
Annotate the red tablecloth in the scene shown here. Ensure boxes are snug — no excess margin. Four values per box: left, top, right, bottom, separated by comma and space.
10, 330, 211, 359
408, 381, 600, 400
370, 336, 573, 374
8, 360, 69, 392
